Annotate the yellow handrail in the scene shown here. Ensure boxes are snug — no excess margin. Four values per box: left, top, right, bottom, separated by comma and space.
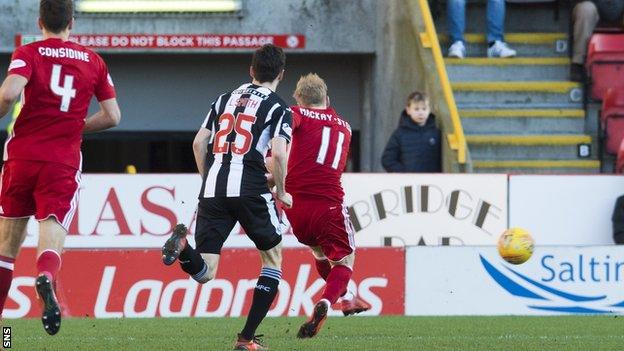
417, 0, 466, 164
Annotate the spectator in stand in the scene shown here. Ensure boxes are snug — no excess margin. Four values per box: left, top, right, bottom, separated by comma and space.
446, 0, 517, 58
570, 0, 624, 81
382, 92, 442, 173
613, 195, 624, 244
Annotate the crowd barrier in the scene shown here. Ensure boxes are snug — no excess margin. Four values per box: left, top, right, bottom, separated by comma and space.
9, 173, 623, 317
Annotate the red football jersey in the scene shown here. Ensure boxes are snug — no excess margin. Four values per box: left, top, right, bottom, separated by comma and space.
286, 106, 352, 204
5, 38, 116, 169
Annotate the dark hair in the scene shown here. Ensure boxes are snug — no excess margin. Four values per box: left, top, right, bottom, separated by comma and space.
406, 91, 429, 105
40, 0, 73, 34
251, 44, 286, 83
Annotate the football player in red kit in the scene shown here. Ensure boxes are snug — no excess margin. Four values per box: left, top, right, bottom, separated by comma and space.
0, 0, 120, 334
284, 73, 370, 338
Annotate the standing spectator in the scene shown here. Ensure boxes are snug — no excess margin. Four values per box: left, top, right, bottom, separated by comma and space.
613, 195, 624, 244
570, 1, 624, 81
382, 92, 442, 173
447, 0, 517, 58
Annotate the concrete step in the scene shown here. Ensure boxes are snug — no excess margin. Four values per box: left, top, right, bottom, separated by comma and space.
445, 57, 570, 81
453, 81, 583, 106
460, 109, 585, 134
472, 159, 601, 174
467, 134, 592, 160
439, 33, 568, 57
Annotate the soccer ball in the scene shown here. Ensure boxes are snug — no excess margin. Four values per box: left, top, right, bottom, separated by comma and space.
497, 227, 534, 265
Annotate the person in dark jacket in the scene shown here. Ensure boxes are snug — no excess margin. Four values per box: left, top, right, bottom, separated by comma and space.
613, 195, 624, 244
570, 0, 624, 81
381, 91, 442, 173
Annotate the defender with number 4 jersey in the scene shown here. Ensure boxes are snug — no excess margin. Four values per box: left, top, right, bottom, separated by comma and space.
0, 0, 121, 335
6, 38, 115, 170
2, 38, 115, 229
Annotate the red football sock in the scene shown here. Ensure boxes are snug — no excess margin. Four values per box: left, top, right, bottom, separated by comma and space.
314, 258, 331, 280
36, 250, 61, 281
0, 255, 15, 317
321, 265, 352, 304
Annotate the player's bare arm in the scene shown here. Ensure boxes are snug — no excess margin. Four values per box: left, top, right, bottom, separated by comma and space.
270, 136, 292, 208
193, 127, 211, 177
83, 98, 121, 133
0, 74, 27, 117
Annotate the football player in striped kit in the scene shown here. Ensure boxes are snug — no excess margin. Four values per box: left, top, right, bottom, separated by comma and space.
162, 44, 292, 351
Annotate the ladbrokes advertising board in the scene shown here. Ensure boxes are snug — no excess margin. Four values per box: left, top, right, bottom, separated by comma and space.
21, 174, 508, 248
4, 248, 404, 319
406, 246, 624, 315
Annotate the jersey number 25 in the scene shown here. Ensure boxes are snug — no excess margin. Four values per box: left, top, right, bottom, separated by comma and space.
212, 113, 257, 155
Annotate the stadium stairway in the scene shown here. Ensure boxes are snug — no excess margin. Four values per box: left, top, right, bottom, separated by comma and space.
443, 33, 600, 173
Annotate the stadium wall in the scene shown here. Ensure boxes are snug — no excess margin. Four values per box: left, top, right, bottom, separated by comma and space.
0, 0, 442, 171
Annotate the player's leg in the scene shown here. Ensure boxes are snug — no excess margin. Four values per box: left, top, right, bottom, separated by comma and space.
235, 194, 283, 350
33, 162, 82, 335
35, 218, 66, 335
0, 160, 38, 318
310, 246, 332, 280
298, 205, 358, 338
162, 198, 234, 284
297, 251, 353, 339
308, 245, 367, 315
0, 218, 29, 317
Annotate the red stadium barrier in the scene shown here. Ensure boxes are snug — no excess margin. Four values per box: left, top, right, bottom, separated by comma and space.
4, 248, 404, 318
601, 88, 624, 154
586, 34, 624, 100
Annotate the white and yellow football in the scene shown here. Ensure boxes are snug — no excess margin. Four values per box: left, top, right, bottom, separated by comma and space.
497, 227, 534, 265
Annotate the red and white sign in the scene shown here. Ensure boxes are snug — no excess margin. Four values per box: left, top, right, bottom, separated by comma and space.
16, 34, 305, 50
4, 248, 404, 318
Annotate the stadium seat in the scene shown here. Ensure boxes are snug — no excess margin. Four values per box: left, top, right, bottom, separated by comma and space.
586, 34, 624, 100
617, 139, 624, 174
601, 88, 624, 155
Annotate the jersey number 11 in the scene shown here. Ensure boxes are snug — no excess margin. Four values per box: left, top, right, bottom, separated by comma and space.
316, 126, 345, 170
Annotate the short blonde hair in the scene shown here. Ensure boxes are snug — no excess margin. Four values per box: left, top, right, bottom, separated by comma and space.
407, 91, 429, 105
293, 73, 327, 106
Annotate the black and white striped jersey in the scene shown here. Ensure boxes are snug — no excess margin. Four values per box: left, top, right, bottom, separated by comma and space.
199, 83, 292, 198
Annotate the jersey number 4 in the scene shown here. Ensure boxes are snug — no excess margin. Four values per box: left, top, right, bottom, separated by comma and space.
316, 126, 345, 170
213, 113, 257, 155
50, 64, 76, 112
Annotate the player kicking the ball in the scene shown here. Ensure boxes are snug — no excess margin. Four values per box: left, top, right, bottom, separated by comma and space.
283, 73, 370, 338
162, 44, 292, 351
0, 0, 120, 334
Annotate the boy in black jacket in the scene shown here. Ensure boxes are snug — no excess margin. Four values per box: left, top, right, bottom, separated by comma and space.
381, 91, 442, 173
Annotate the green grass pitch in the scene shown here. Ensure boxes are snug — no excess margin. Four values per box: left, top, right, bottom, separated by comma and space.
3, 316, 623, 350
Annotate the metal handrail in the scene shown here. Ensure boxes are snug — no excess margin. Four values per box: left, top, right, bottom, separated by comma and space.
417, 0, 467, 164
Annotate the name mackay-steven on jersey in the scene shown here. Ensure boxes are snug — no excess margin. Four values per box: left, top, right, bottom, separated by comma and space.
37, 47, 90, 62
298, 107, 351, 129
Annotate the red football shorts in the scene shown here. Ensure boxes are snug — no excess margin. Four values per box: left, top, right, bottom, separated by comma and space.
285, 199, 355, 262
0, 160, 81, 230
